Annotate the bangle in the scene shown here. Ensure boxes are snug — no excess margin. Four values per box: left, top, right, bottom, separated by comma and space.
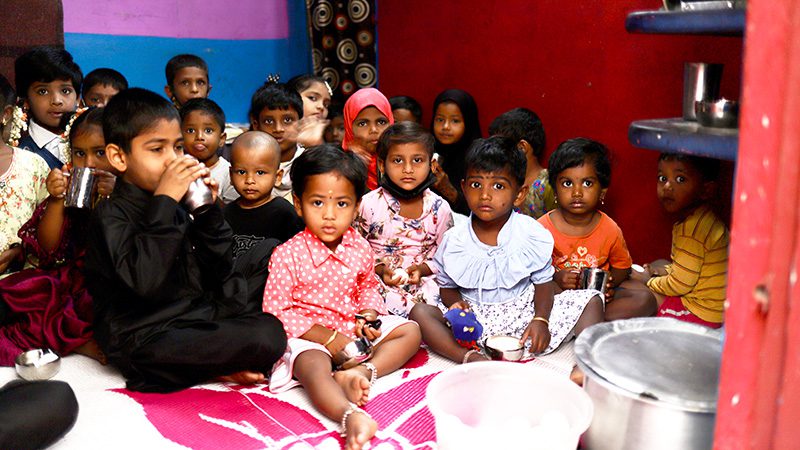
532, 316, 549, 327
323, 329, 338, 347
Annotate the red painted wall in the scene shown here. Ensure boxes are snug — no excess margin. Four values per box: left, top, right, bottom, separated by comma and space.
376, 0, 742, 262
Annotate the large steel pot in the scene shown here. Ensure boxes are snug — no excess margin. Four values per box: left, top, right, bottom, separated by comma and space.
575, 318, 722, 450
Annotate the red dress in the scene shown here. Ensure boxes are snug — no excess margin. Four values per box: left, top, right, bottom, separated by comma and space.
0, 201, 94, 365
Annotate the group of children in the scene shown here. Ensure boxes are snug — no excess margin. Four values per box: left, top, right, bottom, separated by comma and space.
0, 46, 730, 449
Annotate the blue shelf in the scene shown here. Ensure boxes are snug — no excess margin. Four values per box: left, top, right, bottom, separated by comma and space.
626, 9, 745, 35
629, 118, 738, 161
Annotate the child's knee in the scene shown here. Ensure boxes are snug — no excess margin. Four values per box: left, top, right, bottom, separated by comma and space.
408, 303, 440, 322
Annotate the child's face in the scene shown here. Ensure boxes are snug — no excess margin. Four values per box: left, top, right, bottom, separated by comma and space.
462, 167, 526, 226
251, 107, 299, 155
230, 144, 282, 209
554, 163, 607, 218
108, 118, 184, 193
352, 106, 390, 154
25, 79, 78, 133
379, 142, 431, 191
299, 81, 331, 119
181, 110, 225, 165
324, 116, 345, 145
82, 83, 119, 107
71, 124, 113, 172
392, 108, 418, 124
657, 159, 706, 214
167, 67, 210, 106
293, 172, 359, 250
433, 102, 465, 145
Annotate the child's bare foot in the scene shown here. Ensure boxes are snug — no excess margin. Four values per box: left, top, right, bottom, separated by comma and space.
74, 339, 107, 365
333, 368, 371, 406
217, 370, 265, 385
343, 409, 378, 450
570, 365, 585, 386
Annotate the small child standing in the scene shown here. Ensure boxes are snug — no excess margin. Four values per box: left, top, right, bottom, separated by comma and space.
85, 88, 287, 392
410, 136, 603, 364
355, 122, 453, 317
0, 107, 114, 364
15, 46, 82, 169
164, 54, 210, 108
180, 98, 238, 203
224, 131, 304, 257
263, 145, 421, 449
538, 138, 656, 320
81, 68, 128, 107
342, 88, 394, 190
0, 75, 50, 274
249, 81, 304, 202
489, 107, 555, 219
626, 154, 728, 328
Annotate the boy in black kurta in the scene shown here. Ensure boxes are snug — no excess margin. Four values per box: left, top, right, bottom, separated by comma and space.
84, 88, 286, 392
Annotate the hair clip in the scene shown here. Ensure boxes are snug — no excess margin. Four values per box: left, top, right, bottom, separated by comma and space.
324, 80, 333, 97
266, 73, 281, 84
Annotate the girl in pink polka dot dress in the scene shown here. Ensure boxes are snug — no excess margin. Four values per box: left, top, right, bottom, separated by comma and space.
262, 145, 421, 450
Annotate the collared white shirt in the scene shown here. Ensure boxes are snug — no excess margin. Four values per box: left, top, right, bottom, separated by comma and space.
27, 120, 63, 163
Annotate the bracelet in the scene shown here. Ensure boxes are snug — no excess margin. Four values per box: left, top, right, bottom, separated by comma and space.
323, 329, 338, 347
532, 316, 549, 327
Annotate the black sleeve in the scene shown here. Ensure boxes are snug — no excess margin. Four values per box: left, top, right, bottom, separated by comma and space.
188, 202, 234, 283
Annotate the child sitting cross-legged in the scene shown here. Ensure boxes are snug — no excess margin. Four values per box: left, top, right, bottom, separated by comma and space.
263, 145, 422, 450
84, 88, 287, 392
410, 136, 604, 365
224, 131, 304, 257
354, 122, 454, 317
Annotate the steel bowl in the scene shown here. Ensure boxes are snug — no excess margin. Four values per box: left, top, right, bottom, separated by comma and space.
332, 337, 373, 369
15, 348, 61, 381
695, 98, 739, 128
484, 335, 524, 362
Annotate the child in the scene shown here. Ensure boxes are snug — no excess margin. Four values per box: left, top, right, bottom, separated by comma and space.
224, 131, 304, 257
324, 102, 345, 145
180, 98, 238, 203
263, 145, 421, 449
626, 154, 728, 328
288, 74, 332, 148
81, 68, 128, 107
164, 54, 210, 108
409, 136, 604, 365
354, 122, 454, 317
0, 107, 114, 365
429, 89, 482, 215
538, 138, 656, 321
15, 46, 82, 169
489, 107, 555, 219
0, 75, 50, 274
249, 81, 304, 202
342, 88, 394, 190
389, 95, 422, 124
84, 88, 287, 392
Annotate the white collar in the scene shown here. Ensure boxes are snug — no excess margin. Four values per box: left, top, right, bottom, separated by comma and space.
27, 120, 61, 150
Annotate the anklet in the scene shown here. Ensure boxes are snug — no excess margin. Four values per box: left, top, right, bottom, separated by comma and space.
462, 349, 480, 364
340, 403, 371, 437
362, 362, 378, 387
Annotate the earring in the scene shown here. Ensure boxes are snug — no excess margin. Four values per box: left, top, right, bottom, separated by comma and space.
601, 197, 605, 205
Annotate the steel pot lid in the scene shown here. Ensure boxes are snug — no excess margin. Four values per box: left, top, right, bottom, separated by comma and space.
575, 317, 722, 412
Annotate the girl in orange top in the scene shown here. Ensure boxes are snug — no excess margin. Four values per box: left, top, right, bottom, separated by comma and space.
538, 138, 656, 321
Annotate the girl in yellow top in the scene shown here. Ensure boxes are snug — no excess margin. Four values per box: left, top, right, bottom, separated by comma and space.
627, 154, 729, 328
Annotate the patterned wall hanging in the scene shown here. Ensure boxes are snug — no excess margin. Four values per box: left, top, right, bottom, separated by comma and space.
306, 0, 377, 100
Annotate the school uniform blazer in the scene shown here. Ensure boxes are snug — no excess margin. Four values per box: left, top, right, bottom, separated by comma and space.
18, 135, 62, 170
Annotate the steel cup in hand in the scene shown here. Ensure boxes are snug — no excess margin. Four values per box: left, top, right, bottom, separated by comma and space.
64, 167, 96, 208
581, 267, 609, 296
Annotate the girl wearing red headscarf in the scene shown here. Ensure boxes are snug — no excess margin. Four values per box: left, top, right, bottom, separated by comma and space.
342, 88, 394, 190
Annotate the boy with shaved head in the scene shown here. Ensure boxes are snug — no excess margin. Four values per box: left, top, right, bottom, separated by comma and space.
224, 131, 305, 257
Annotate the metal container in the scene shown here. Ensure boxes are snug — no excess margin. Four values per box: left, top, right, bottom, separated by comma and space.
15, 348, 61, 380
64, 167, 96, 208
575, 318, 722, 450
182, 178, 214, 215
581, 268, 609, 296
484, 335, 524, 361
332, 337, 373, 369
683, 63, 723, 121
695, 98, 739, 128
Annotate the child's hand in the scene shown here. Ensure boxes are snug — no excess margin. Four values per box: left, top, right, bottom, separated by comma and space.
447, 300, 471, 311
604, 275, 615, 303
95, 169, 116, 198
154, 156, 208, 201
554, 269, 580, 290
204, 175, 219, 203
295, 116, 329, 147
0, 246, 22, 273
381, 266, 405, 286
521, 318, 551, 354
355, 318, 382, 341
46, 166, 69, 198
405, 264, 424, 285
629, 266, 652, 283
